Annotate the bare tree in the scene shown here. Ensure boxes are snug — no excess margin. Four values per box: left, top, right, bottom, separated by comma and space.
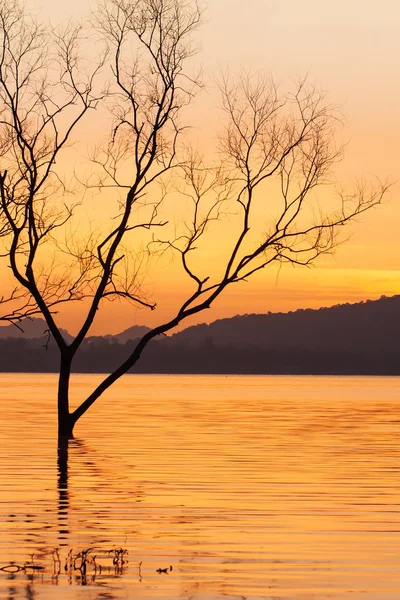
0, 0, 387, 438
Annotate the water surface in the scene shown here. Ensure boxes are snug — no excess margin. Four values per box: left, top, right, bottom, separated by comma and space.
0, 374, 399, 599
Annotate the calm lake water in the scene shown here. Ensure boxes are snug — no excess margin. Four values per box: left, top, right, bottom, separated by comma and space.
0, 373, 399, 599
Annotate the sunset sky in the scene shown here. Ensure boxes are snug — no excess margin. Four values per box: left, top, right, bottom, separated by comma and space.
3, 0, 400, 335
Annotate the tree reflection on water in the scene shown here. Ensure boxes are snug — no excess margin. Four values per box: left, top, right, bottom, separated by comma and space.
0, 439, 130, 597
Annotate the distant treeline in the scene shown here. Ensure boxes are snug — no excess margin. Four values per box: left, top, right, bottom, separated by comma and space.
0, 294, 399, 374
0, 336, 399, 375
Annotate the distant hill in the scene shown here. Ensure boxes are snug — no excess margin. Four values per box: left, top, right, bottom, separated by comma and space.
0, 319, 150, 344
0, 317, 72, 341
104, 325, 151, 344
0, 295, 399, 374
169, 295, 400, 353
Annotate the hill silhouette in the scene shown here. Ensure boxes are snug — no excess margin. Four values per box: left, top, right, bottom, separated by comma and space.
0, 319, 149, 343
0, 295, 399, 374
0, 317, 72, 341
168, 294, 400, 353
103, 325, 151, 344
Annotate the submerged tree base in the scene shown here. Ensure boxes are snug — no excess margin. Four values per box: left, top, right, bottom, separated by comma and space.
58, 416, 76, 440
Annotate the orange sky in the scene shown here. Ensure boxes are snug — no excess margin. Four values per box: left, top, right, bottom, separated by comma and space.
2, 0, 399, 335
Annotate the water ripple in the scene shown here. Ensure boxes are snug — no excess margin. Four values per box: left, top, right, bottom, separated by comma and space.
0, 373, 399, 599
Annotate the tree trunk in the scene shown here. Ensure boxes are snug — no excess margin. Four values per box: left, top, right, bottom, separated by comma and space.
58, 356, 75, 438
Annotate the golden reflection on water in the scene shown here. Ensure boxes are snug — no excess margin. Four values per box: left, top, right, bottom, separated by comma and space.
0, 374, 399, 599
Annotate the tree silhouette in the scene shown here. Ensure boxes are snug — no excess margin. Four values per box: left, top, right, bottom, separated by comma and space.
0, 0, 387, 437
